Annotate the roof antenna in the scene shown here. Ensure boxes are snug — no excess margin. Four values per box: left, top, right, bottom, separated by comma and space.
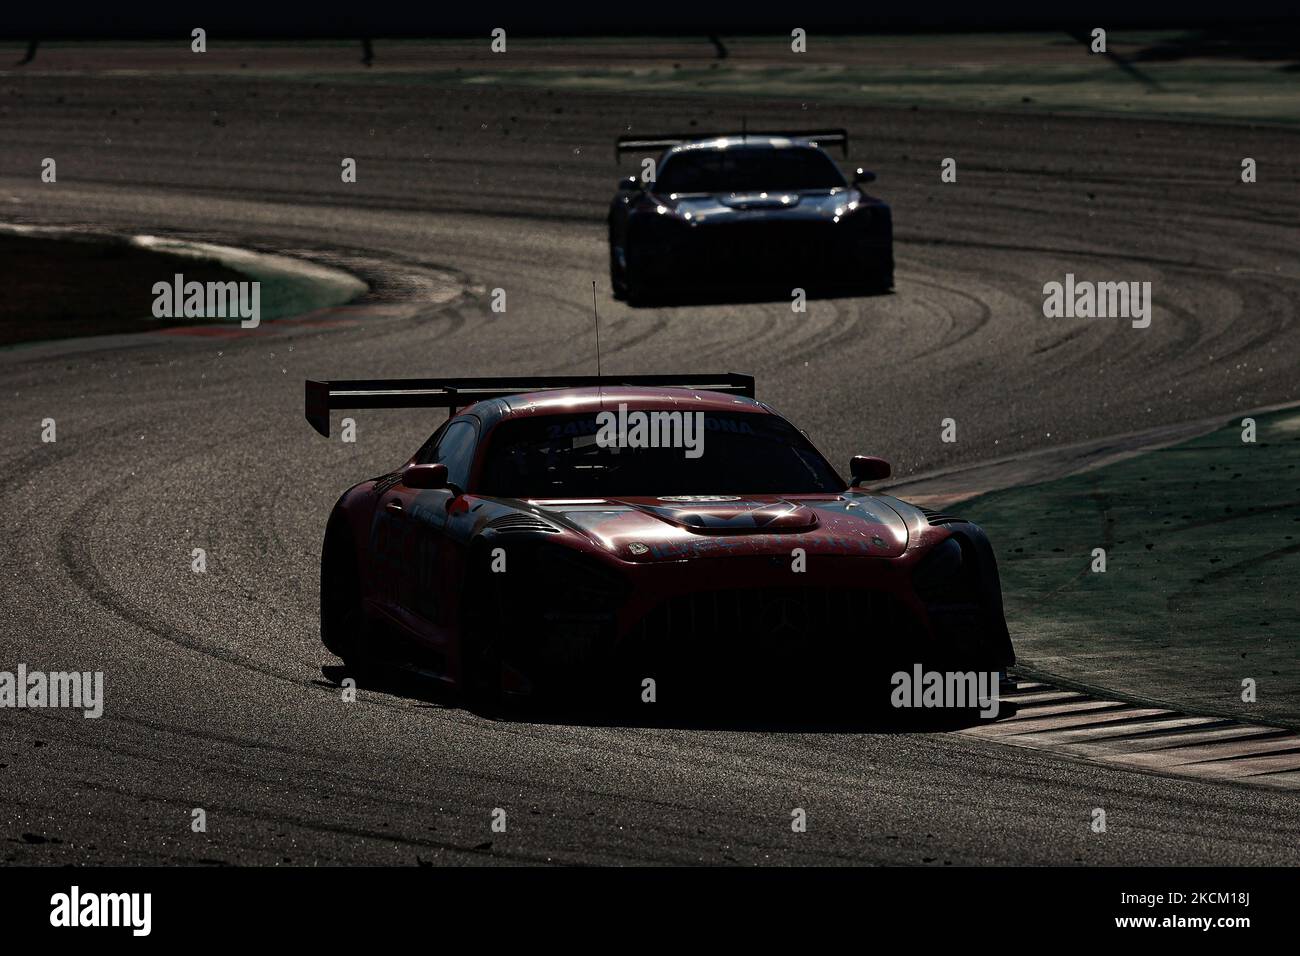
592, 280, 604, 406
741, 115, 747, 145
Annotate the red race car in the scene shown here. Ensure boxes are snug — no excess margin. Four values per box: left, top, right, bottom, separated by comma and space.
306, 374, 1014, 710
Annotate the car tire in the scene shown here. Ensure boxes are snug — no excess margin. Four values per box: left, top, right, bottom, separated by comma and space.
459, 543, 505, 715
615, 242, 653, 306
860, 252, 894, 295
609, 242, 629, 301
460, 629, 504, 716
623, 251, 651, 306
320, 516, 368, 670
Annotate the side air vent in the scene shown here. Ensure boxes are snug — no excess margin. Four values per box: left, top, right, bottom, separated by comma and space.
486, 513, 561, 534
919, 507, 965, 526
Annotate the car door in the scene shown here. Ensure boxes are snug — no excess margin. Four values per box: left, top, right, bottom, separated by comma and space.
372, 418, 478, 660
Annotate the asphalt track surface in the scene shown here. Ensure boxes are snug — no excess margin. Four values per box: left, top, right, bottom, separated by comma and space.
2, 54, 1300, 864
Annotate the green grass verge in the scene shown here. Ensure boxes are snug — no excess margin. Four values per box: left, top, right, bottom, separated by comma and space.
0, 233, 360, 347
963, 409, 1300, 727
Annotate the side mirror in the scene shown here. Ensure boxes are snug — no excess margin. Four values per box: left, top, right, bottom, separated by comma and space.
402, 463, 449, 490
853, 168, 877, 185
618, 175, 641, 192
850, 455, 891, 486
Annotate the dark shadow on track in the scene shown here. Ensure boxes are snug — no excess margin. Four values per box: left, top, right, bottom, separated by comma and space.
319, 664, 1017, 733
1132, 26, 1300, 68
624, 282, 892, 309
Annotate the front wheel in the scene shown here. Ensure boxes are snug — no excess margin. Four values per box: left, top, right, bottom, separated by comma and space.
458, 543, 505, 714
858, 248, 894, 294
611, 241, 653, 303
609, 241, 629, 300
459, 628, 504, 715
320, 517, 367, 670
616, 241, 656, 305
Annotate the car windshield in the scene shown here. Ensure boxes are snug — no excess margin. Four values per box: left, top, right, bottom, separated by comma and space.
655, 146, 846, 194
479, 411, 846, 498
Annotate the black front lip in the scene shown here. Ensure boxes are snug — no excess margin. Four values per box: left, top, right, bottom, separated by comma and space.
640, 222, 887, 279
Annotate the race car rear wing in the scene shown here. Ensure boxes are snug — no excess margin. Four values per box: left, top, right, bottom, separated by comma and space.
615, 128, 848, 159
305, 373, 756, 436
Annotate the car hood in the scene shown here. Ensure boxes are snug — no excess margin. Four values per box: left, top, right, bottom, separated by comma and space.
519, 493, 910, 561
657, 188, 857, 225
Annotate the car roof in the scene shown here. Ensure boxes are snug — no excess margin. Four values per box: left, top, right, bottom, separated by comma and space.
479, 386, 771, 419
663, 135, 827, 156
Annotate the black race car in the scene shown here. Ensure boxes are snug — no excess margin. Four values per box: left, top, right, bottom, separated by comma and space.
608, 128, 893, 303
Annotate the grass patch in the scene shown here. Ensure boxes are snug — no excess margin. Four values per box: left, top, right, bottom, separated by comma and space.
0, 233, 358, 347
964, 410, 1300, 726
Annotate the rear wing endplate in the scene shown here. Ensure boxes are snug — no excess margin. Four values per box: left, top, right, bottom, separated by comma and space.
305, 373, 756, 437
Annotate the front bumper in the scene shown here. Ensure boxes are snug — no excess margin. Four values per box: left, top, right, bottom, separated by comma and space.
483, 547, 1000, 702
633, 211, 893, 288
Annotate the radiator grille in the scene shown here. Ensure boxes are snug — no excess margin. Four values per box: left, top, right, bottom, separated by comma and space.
624, 586, 921, 675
